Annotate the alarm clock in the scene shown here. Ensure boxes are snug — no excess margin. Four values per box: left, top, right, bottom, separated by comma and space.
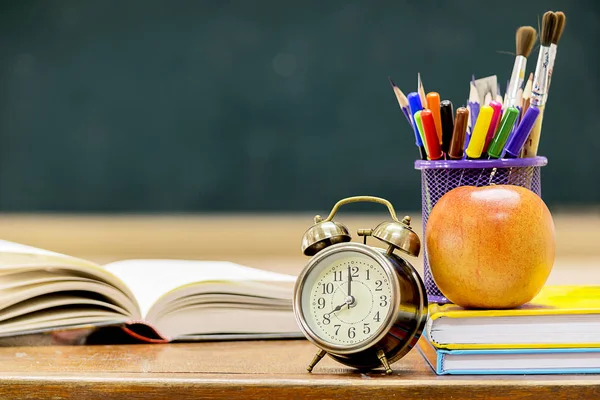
292, 196, 428, 374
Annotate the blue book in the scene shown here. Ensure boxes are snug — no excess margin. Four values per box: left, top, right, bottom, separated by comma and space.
417, 334, 600, 375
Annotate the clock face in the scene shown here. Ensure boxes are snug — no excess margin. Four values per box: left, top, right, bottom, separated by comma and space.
299, 249, 394, 348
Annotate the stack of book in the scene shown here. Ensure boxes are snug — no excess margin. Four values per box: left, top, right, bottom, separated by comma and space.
417, 285, 600, 375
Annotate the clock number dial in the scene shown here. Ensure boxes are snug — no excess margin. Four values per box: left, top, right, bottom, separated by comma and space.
380, 295, 388, 307
373, 311, 380, 322
304, 252, 394, 347
333, 271, 343, 282
322, 283, 334, 294
348, 327, 356, 339
317, 297, 325, 309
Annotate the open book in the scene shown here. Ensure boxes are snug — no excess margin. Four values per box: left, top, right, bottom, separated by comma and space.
0, 240, 301, 345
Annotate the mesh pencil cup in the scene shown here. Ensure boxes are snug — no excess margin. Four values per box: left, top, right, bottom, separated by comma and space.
414, 156, 548, 304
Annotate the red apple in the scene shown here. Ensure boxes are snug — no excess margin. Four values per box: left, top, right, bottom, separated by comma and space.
425, 185, 555, 309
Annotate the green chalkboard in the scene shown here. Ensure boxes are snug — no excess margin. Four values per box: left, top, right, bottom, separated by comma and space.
0, 0, 598, 212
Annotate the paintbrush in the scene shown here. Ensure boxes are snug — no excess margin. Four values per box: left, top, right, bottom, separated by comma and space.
523, 11, 566, 157
504, 11, 557, 159
543, 11, 566, 104
504, 26, 537, 109
515, 87, 523, 110
388, 77, 413, 128
503, 27, 535, 152
417, 73, 428, 109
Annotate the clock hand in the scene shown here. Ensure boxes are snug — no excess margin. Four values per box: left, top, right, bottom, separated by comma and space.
323, 296, 354, 317
323, 303, 345, 317
347, 266, 352, 309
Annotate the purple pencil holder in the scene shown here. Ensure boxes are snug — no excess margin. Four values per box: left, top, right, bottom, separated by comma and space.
414, 156, 548, 304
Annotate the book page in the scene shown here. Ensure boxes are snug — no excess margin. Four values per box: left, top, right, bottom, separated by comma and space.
0, 308, 128, 337
156, 307, 300, 339
0, 293, 129, 323
0, 240, 94, 268
104, 259, 296, 317
0, 279, 138, 319
0, 240, 139, 313
145, 280, 294, 324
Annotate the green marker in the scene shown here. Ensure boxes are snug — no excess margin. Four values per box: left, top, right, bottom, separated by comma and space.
414, 110, 429, 158
487, 107, 520, 159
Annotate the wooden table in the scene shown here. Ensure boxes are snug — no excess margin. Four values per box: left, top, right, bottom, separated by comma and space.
0, 213, 599, 399
1, 340, 599, 399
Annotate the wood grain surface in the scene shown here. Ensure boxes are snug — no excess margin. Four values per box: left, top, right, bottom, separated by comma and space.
0, 340, 599, 400
0, 213, 598, 399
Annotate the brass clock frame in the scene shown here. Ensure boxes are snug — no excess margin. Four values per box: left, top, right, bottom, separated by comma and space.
293, 196, 429, 374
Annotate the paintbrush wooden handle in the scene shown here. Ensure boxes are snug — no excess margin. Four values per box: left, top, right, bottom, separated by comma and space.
521, 104, 545, 157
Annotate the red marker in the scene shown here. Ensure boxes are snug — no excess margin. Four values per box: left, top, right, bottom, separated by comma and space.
483, 100, 503, 153
421, 109, 444, 160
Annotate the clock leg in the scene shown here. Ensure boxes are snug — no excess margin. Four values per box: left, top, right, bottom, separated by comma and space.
306, 349, 327, 372
376, 349, 393, 375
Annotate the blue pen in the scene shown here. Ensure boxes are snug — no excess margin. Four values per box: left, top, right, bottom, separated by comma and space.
503, 106, 540, 158
407, 92, 427, 160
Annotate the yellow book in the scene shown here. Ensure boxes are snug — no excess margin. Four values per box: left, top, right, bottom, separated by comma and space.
426, 285, 600, 350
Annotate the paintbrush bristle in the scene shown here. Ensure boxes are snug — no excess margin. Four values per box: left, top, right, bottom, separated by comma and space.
552, 11, 566, 45
516, 26, 537, 57
540, 11, 556, 47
